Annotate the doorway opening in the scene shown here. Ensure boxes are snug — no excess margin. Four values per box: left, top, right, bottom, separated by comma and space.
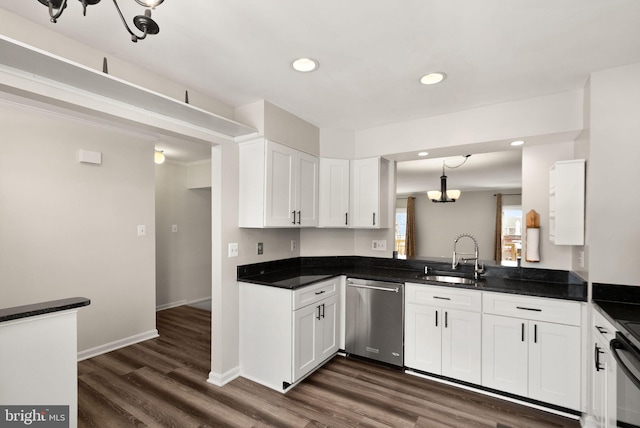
501, 205, 522, 266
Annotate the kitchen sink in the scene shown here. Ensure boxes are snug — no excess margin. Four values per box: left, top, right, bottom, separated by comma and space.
416, 274, 476, 286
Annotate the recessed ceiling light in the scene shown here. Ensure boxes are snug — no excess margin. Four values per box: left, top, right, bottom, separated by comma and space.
420, 72, 446, 85
418, 151, 429, 157
510, 140, 525, 146
292, 58, 319, 73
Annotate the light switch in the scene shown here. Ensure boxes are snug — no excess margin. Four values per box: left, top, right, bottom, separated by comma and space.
137, 225, 146, 236
172, 224, 178, 233
228, 243, 239, 258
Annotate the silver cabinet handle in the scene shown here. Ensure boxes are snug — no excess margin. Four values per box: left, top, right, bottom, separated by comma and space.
348, 283, 399, 293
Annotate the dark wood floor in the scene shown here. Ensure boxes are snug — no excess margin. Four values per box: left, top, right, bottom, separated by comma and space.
78, 306, 581, 428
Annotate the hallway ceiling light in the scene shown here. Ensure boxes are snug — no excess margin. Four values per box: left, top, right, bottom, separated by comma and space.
418, 151, 429, 157
35, 0, 164, 43
420, 72, 446, 85
154, 149, 165, 164
427, 155, 470, 203
510, 140, 525, 146
292, 58, 319, 73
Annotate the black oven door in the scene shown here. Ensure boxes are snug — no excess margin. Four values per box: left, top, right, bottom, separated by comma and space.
611, 332, 640, 427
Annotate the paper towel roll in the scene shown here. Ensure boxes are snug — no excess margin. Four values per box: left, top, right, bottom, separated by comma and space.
526, 227, 540, 262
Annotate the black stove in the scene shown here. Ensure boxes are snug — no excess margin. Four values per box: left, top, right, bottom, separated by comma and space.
620, 320, 640, 351
593, 283, 640, 351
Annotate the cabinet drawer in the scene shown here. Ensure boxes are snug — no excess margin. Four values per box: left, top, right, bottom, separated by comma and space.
405, 283, 481, 312
293, 278, 339, 310
483, 292, 581, 326
592, 307, 616, 343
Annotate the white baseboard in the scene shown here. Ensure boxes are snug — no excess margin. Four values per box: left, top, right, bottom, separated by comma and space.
207, 365, 240, 387
77, 329, 159, 361
156, 297, 212, 312
156, 299, 187, 311
186, 297, 211, 305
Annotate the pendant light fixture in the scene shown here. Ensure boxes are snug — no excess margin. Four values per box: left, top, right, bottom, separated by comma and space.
35, 0, 164, 43
427, 155, 471, 203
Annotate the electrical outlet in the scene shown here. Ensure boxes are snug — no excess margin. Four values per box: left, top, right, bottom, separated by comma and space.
257, 242, 263, 255
291, 240, 297, 251
228, 243, 239, 258
578, 250, 585, 268
372, 240, 387, 251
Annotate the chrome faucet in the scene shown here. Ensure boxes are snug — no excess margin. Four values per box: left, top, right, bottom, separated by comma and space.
452, 233, 484, 280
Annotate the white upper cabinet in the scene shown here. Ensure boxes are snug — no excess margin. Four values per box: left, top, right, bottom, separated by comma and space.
549, 159, 585, 245
239, 138, 319, 228
318, 158, 350, 228
350, 157, 390, 229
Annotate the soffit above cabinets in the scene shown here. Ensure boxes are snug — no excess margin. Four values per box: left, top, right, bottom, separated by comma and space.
0, 35, 257, 141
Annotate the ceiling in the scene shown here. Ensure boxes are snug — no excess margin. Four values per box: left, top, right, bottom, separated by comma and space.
396, 151, 522, 196
1, 1, 640, 175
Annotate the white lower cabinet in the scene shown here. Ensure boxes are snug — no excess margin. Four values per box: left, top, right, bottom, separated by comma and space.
293, 294, 339, 381
239, 278, 341, 392
405, 283, 482, 384
481, 292, 582, 410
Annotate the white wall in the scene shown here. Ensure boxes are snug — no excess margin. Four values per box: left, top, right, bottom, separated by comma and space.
155, 161, 212, 309
403, 190, 517, 261
354, 90, 583, 158
0, 98, 157, 353
521, 142, 576, 270
588, 63, 640, 286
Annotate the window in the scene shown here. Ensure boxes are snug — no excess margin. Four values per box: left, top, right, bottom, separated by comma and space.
395, 208, 407, 259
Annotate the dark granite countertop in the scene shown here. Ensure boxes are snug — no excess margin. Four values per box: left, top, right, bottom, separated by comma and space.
237, 256, 587, 301
593, 282, 640, 330
0, 297, 91, 323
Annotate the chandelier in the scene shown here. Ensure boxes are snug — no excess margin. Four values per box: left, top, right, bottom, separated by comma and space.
36, 0, 164, 43
427, 155, 471, 203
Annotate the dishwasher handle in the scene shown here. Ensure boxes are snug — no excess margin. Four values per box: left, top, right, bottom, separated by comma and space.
347, 282, 400, 293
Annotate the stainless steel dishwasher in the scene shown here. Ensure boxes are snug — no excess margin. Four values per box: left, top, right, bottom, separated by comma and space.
345, 278, 404, 367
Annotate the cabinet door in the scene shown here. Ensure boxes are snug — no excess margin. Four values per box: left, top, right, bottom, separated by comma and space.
319, 158, 350, 227
528, 321, 581, 410
442, 309, 481, 384
482, 314, 528, 396
350, 158, 380, 228
292, 303, 319, 382
296, 152, 319, 227
265, 141, 296, 227
404, 303, 441, 374
318, 295, 340, 362
593, 333, 616, 428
